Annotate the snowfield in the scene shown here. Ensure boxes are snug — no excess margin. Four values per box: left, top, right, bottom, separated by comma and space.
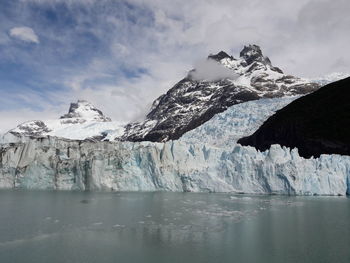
1, 96, 349, 195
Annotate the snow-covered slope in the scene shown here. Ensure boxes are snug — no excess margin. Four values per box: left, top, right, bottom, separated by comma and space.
3, 100, 125, 142
1, 96, 349, 195
122, 45, 319, 142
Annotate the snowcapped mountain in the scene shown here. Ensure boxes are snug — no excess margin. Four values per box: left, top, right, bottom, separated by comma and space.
122, 44, 319, 142
3, 44, 320, 144
6, 100, 125, 141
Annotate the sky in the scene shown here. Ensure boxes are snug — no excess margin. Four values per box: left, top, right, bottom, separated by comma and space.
0, 0, 349, 132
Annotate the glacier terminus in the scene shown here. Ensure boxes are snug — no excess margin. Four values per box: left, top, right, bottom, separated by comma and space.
1, 97, 349, 195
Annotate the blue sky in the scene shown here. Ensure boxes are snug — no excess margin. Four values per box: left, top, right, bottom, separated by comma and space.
0, 1, 153, 109
0, 0, 349, 132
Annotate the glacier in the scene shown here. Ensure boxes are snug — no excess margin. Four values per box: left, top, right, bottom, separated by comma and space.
0, 97, 349, 195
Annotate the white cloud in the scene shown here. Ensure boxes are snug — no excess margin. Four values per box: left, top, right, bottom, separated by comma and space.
9, 26, 39, 44
190, 59, 238, 81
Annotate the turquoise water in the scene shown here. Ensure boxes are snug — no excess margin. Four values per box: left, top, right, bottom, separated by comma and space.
0, 190, 349, 263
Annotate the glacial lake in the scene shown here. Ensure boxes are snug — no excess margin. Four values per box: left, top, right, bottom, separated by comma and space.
0, 190, 349, 263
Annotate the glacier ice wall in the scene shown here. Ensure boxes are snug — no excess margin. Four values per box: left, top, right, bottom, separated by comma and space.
0, 97, 349, 195
0, 137, 349, 195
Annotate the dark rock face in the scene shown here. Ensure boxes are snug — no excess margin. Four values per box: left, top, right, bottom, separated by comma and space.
238, 77, 350, 158
122, 45, 320, 142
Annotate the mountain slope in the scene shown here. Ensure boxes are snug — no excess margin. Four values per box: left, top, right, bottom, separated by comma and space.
122, 45, 319, 142
238, 77, 350, 158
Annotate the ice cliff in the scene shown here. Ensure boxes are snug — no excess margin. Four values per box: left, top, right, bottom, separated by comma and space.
1, 97, 349, 195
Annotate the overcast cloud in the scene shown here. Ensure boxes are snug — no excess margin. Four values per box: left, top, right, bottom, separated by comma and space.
0, 0, 349, 132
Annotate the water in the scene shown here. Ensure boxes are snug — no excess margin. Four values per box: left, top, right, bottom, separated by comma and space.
0, 190, 349, 263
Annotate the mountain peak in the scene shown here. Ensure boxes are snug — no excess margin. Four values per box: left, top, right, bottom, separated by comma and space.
208, 51, 233, 61
60, 100, 111, 123
239, 44, 271, 66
